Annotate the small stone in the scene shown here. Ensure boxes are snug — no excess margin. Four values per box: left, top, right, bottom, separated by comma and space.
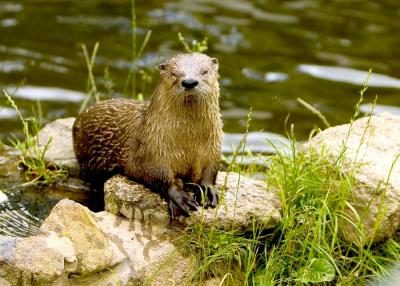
30, 117, 80, 176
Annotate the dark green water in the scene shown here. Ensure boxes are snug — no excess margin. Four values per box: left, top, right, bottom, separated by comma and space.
1, 0, 400, 141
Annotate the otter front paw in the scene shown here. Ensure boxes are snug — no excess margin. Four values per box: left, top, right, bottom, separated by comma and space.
195, 185, 218, 209
167, 185, 198, 219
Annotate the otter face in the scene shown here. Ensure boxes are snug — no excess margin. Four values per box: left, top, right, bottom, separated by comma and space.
158, 53, 219, 100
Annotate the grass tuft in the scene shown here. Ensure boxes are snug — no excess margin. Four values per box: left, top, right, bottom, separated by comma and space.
2, 90, 67, 185
178, 70, 399, 285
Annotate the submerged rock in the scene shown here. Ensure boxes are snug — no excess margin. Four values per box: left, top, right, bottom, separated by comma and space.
104, 172, 282, 231
222, 131, 290, 155
304, 112, 400, 243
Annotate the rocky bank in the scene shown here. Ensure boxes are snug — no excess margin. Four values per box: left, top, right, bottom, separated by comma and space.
1, 112, 400, 285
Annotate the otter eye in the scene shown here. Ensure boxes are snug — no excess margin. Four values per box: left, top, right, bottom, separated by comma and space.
201, 69, 208, 75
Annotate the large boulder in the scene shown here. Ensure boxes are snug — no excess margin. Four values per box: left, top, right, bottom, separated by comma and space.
39, 199, 124, 274
304, 113, 400, 242
104, 172, 282, 231
0, 199, 193, 286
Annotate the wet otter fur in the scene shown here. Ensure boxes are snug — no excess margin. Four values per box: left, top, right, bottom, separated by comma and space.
73, 53, 223, 218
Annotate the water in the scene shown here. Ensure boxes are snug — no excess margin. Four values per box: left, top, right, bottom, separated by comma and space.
0, 144, 95, 236
1, 0, 400, 235
1, 0, 399, 141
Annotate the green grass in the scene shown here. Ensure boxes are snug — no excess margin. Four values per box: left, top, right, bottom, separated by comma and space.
177, 74, 400, 285
2, 90, 67, 185
179, 132, 400, 286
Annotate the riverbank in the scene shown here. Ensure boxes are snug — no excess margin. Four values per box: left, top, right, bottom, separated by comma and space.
1, 112, 400, 285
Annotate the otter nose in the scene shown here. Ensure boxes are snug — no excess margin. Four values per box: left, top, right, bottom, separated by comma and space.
181, 79, 198, 89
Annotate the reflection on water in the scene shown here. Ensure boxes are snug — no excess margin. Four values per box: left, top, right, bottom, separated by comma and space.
298, 65, 400, 88
0, 0, 399, 140
360, 104, 400, 116
9, 86, 86, 102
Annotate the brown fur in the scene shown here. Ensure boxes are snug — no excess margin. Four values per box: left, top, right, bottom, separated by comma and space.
73, 53, 223, 213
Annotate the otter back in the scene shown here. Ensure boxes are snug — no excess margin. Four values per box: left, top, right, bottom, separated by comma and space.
73, 98, 146, 179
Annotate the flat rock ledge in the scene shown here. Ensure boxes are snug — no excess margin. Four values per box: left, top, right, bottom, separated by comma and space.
304, 112, 400, 243
105, 171, 282, 231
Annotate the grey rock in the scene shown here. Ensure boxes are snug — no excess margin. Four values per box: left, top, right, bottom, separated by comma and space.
104, 172, 282, 231
304, 113, 400, 242
31, 117, 80, 176
365, 263, 400, 286
0, 231, 76, 285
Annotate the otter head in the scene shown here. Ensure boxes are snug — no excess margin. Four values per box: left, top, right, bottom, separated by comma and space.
158, 53, 219, 103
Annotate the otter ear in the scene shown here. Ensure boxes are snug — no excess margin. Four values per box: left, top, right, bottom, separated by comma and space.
211, 57, 219, 70
158, 62, 167, 70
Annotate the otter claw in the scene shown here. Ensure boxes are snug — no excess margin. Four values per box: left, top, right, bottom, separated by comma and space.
167, 185, 198, 219
195, 186, 219, 209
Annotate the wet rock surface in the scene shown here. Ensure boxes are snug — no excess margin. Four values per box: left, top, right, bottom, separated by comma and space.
0, 199, 191, 285
94, 211, 192, 286
105, 172, 282, 231
304, 113, 400, 242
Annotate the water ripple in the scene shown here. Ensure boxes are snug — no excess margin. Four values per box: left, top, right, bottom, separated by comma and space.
7, 86, 85, 102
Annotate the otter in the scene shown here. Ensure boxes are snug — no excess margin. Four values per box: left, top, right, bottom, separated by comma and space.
73, 53, 223, 218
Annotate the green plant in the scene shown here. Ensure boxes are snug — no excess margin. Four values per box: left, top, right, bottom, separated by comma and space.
178, 32, 208, 53
178, 71, 400, 285
80, 42, 101, 113
2, 90, 67, 185
122, 0, 152, 100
